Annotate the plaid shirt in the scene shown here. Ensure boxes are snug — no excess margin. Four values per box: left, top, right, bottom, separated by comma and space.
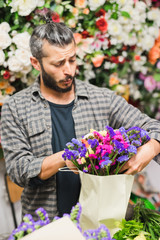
1, 78, 160, 220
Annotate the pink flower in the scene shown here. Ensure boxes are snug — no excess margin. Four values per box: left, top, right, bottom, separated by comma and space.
88, 154, 97, 159
144, 76, 157, 92
102, 144, 113, 154
77, 158, 82, 164
93, 131, 103, 141
156, 81, 160, 90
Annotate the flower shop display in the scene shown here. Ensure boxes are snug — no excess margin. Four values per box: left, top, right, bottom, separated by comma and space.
62, 126, 150, 233
0, 0, 160, 119
52, 0, 160, 118
9, 201, 160, 240
8, 203, 114, 240
113, 200, 160, 240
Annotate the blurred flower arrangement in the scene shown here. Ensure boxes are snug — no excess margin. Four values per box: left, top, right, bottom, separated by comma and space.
52, 0, 160, 111
9, 201, 159, 239
9, 203, 114, 240
0, 0, 160, 113
62, 126, 150, 175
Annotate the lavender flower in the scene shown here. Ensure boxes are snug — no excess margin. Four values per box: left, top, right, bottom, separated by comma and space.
127, 145, 137, 154
113, 140, 125, 153
117, 155, 129, 163
106, 126, 116, 138
88, 139, 99, 148
83, 224, 112, 240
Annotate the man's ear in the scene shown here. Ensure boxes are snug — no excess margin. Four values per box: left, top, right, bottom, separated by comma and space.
30, 56, 41, 71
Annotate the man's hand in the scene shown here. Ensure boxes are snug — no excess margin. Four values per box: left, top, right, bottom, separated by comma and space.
66, 160, 79, 174
118, 139, 160, 175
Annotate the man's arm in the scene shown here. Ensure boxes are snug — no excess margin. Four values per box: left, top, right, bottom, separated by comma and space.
0, 100, 67, 186
119, 139, 160, 175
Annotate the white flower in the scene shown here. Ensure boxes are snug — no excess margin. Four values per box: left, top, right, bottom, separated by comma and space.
37, 0, 45, 7
116, 0, 128, 6
9, 0, 39, 16
148, 26, 159, 38
132, 56, 147, 72
7, 55, 23, 72
0, 50, 5, 65
147, 8, 160, 26
0, 22, 11, 33
117, 0, 133, 7
15, 49, 31, 67
21, 65, 32, 75
88, 0, 106, 11
0, 31, 12, 50
83, 63, 95, 81
108, 20, 122, 36
0, 94, 10, 105
12, 32, 30, 50
138, 35, 155, 51
135, 1, 147, 13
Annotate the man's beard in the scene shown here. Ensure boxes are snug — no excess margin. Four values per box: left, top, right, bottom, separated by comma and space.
40, 63, 75, 93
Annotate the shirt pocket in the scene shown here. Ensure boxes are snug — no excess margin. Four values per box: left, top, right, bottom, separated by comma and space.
27, 118, 48, 157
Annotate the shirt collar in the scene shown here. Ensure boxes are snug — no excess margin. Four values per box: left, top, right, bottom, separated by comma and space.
31, 78, 89, 101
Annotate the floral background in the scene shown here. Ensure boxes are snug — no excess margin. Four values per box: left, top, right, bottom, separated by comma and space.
0, 0, 160, 118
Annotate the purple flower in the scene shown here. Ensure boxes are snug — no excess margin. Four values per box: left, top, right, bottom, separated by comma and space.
71, 138, 83, 147
100, 158, 112, 168
23, 214, 33, 222
80, 146, 87, 157
131, 140, 141, 147
106, 126, 116, 138
113, 139, 125, 153
88, 138, 99, 148
127, 145, 137, 154
35, 207, 50, 223
117, 155, 129, 162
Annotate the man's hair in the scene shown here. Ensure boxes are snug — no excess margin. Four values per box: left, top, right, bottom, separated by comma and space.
30, 11, 75, 61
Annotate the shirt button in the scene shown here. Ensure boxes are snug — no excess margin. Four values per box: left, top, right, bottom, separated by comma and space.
44, 103, 47, 108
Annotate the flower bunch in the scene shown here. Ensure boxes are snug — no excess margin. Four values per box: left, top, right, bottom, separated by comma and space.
8, 208, 50, 240
0, 0, 50, 105
1, 0, 160, 117
62, 126, 150, 175
9, 203, 114, 240
54, 0, 160, 87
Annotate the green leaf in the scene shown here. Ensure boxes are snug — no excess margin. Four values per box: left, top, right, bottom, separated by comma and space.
153, 73, 160, 82
61, 1, 71, 5
0, 0, 4, 8
110, 12, 118, 20
104, 3, 113, 11
121, 11, 131, 18
54, 5, 64, 16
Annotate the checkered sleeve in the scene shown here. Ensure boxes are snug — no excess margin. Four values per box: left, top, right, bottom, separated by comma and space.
1, 98, 44, 187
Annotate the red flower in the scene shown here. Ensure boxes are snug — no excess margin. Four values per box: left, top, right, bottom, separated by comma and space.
81, 30, 91, 39
51, 12, 60, 23
96, 17, 108, 33
25, 15, 33, 21
3, 71, 10, 80
95, 9, 106, 17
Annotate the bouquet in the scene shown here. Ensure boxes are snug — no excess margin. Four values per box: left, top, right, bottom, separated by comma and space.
62, 125, 150, 175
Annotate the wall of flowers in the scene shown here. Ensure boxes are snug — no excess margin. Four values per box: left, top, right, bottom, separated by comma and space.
0, 0, 160, 123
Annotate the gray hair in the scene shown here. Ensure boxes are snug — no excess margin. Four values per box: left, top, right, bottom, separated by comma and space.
30, 21, 75, 62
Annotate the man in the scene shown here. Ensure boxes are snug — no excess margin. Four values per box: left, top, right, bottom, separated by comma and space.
1, 15, 160, 221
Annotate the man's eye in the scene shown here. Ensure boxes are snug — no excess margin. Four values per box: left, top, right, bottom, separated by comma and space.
54, 62, 63, 67
70, 59, 76, 63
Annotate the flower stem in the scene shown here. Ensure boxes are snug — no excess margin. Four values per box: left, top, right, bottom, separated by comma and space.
89, 158, 98, 175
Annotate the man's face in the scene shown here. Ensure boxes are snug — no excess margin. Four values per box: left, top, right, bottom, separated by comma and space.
40, 40, 77, 93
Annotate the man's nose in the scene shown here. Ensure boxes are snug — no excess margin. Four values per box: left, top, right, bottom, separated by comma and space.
63, 62, 72, 75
